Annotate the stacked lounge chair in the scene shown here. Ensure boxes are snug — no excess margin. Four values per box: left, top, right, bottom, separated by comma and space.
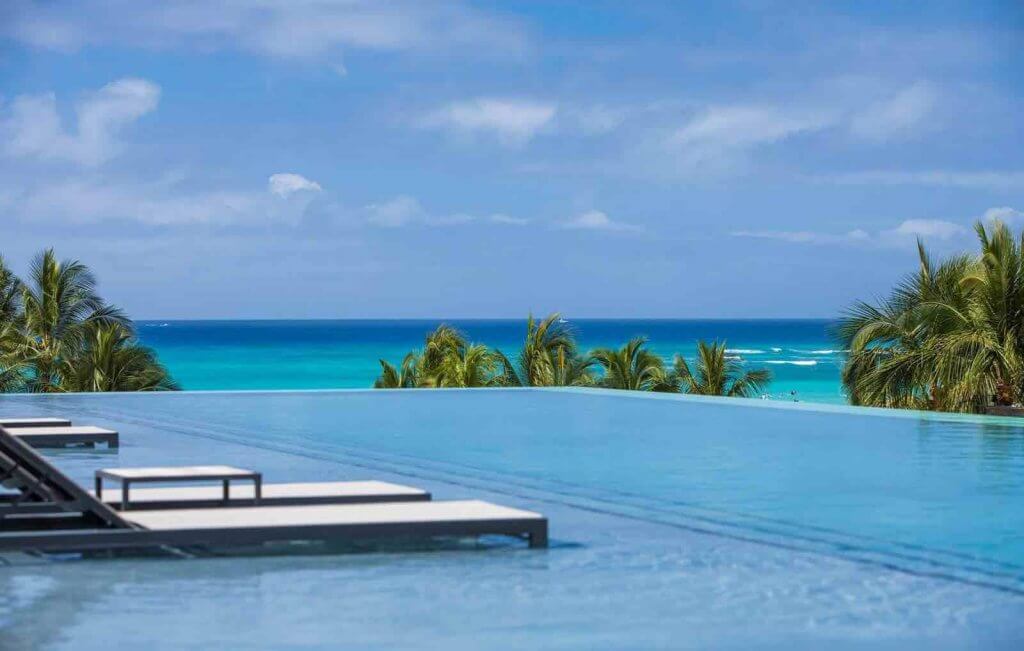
0, 423, 548, 554
0, 418, 118, 448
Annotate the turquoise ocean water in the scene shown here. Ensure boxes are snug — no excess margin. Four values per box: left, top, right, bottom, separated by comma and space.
136, 319, 847, 404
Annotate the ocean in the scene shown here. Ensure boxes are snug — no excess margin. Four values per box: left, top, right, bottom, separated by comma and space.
135, 319, 846, 404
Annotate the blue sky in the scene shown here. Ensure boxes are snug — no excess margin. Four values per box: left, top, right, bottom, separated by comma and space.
1, 1, 1022, 319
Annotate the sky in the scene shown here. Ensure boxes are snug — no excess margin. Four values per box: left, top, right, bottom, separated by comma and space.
0, 1, 1022, 319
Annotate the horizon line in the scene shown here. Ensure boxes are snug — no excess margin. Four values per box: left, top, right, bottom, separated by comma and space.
134, 316, 839, 323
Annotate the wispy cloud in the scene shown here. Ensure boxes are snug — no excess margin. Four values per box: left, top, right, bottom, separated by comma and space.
1, 175, 267, 226
731, 229, 870, 245
663, 105, 833, 173
487, 213, 530, 226
363, 196, 425, 228
848, 81, 939, 142
560, 105, 628, 135
559, 210, 641, 233
983, 206, 1024, 225
733, 217, 972, 247
0, 78, 159, 167
419, 98, 557, 146
817, 170, 1024, 189
363, 196, 527, 228
268, 173, 322, 198
888, 219, 965, 239
2, 0, 529, 61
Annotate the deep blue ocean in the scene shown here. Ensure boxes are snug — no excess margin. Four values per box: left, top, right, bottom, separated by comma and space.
135, 319, 846, 404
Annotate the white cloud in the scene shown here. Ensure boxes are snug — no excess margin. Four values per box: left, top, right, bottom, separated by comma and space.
488, 213, 529, 226
364, 196, 425, 228
731, 229, 870, 245
559, 210, 640, 233
819, 170, 1024, 190
732, 219, 966, 247
982, 206, 1024, 225
673, 106, 825, 149
849, 81, 939, 142
362, 197, 527, 228
3, 1, 529, 61
666, 105, 832, 171
3, 176, 264, 226
268, 173, 322, 198
1, 78, 160, 166
420, 98, 557, 146
888, 219, 965, 240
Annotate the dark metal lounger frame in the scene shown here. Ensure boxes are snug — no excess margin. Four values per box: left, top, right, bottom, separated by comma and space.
0, 425, 547, 553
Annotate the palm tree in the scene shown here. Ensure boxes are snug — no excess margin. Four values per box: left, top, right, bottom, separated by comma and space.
438, 343, 500, 387
837, 241, 970, 409
374, 324, 503, 388
838, 219, 1024, 413
550, 344, 597, 387
671, 340, 771, 397
0, 255, 20, 326
67, 323, 179, 392
18, 250, 130, 392
0, 256, 25, 391
374, 352, 419, 388
591, 337, 674, 391
496, 313, 594, 387
417, 324, 469, 387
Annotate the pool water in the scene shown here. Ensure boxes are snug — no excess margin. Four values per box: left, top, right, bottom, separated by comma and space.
2, 389, 1024, 649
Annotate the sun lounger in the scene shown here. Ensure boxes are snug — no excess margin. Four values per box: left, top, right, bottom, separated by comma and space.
95, 465, 263, 510
0, 425, 548, 553
91, 480, 431, 510
0, 500, 548, 552
5, 425, 118, 448
2, 480, 431, 513
0, 417, 72, 428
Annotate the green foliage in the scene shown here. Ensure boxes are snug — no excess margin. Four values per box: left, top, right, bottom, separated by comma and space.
375, 316, 773, 399
66, 323, 179, 392
671, 340, 772, 397
495, 313, 594, 387
438, 343, 501, 387
374, 324, 502, 388
0, 256, 25, 392
591, 337, 675, 392
838, 219, 1024, 413
0, 249, 177, 393
374, 352, 420, 388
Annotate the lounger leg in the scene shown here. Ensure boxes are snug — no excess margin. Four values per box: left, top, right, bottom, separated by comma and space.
254, 475, 262, 503
528, 523, 548, 549
223, 479, 230, 503
122, 481, 130, 511
95, 476, 102, 498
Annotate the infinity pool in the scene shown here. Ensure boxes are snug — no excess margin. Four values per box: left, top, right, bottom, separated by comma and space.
2, 389, 1023, 649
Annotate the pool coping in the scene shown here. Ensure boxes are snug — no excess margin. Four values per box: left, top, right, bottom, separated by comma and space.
3, 386, 1024, 429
